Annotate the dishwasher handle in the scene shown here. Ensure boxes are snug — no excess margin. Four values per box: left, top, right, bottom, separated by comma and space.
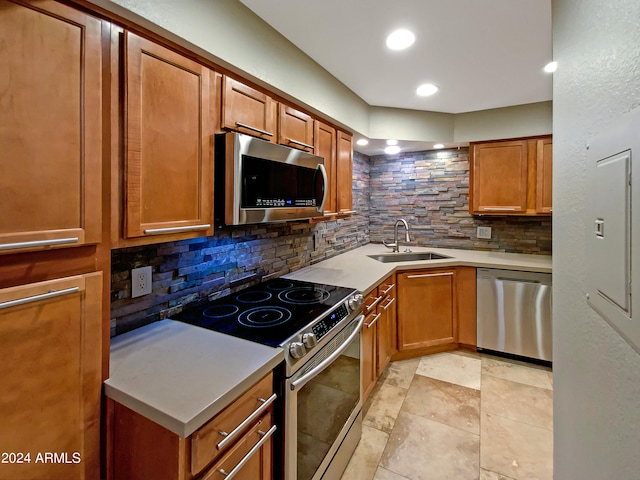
496, 277, 542, 284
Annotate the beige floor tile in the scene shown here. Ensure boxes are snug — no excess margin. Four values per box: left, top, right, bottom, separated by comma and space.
340, 425, 390, 480
380, 411, 480, 480
480, 412, 553, 480
402, 375, 480, 434
481, 356, 552, 390
380, 357, 420, 389
416, 351, 482, 390
373, 466, 410, 480
363, 383, 407, 434
452, 348, 483, 360
481, 374, 553, 431
480, 468, 516, 480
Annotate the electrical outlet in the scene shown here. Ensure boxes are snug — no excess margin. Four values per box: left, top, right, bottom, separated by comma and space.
477, 226, 492, 239
131, 266, 152, 298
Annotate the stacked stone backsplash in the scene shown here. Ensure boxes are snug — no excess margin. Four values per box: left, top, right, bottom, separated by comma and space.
110, 152, 370, 336
368, 148, 552, 254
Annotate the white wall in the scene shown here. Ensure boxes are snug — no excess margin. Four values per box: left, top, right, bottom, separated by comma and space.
552, 1, 640, 478
94, 0, 550, 143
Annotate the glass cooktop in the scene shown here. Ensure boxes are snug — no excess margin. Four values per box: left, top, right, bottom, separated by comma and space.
172, 278, 356, 347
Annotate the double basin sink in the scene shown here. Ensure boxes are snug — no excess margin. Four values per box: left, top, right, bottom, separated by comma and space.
367, 252, 451, 263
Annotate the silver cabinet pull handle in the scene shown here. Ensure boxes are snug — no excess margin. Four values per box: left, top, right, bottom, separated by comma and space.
218, 424, 277, 479
365, 312, 382, 328
0, 287, 80, 310
365, 295, 382, 313
481, 207, 517, 211
287, 138, 314, 150
143, 224, 210, 235
0, 237, 79, 251
339, 210, 357, 214
406, 272, 454, 279
235, 122, 273, 137
217, 393, 277, 451
381, 297, 395, 310
381, 283, 396, 295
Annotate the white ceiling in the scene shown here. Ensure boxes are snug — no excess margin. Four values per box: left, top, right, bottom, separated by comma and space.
239, 0, 552, 154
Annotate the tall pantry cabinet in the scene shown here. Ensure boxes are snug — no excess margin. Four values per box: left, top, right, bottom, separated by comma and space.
0, 1, 107, 479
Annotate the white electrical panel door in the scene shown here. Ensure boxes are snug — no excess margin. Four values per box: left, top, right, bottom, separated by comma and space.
586, 110, 640, 354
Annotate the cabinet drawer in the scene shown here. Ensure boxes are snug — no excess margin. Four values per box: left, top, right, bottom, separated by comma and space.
191, 373, 274, 475
363, 290, 382, 315
378, 274, 396, 298
199, 412, 274, 480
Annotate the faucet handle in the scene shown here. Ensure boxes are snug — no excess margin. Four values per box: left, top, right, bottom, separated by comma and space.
382, 239, 397, 250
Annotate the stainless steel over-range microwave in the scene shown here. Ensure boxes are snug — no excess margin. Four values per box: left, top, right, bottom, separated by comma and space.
214, 132, 328, 226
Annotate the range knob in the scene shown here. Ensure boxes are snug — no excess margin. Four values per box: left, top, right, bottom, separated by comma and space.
289, 341, 306, 359
348, 293, 364, 311
302, 333, 317, 349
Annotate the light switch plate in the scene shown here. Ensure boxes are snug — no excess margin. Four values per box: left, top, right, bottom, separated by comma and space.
477, 226, 492, 239
131, 266, 153, 298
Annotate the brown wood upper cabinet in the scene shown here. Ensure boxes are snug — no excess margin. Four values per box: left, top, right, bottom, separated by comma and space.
278, 104, 315, 152
222, 76, 277, 142
336, 131, 354, 213
122, 31, 214, 241
0, 0, 102, 254
314, 121, 337, 215
469, 136, 552, 216
0, 272, 102, 480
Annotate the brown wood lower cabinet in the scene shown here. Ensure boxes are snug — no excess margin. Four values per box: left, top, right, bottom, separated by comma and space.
112, 373, 275, 480
0, 272, 102, 480
361, 274, 397, 402
395, 267, 477, 359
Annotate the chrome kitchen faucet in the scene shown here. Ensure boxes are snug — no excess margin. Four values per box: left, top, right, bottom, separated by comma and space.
383, 218, 411, 252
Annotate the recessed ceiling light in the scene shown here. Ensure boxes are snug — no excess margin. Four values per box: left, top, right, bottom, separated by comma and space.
384, 146, 401, 155
433, 143, 445, 149
356, 138, 369, 146
416, 83, 439, 96
543, 61, 558, 73
386, 139, 398, 146
386, 29, 415, 50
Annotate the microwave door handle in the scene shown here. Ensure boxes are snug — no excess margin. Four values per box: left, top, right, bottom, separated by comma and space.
316, 163, 328, 213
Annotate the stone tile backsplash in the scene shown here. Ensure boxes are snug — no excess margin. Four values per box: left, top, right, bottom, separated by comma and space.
369, 148, 552, 254
111, 147, 551, 336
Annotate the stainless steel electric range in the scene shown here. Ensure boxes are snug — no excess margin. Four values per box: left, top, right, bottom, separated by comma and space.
173, 277, 365, 480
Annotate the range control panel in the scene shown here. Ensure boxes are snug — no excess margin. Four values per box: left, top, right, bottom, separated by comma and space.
313, 304, 349, 341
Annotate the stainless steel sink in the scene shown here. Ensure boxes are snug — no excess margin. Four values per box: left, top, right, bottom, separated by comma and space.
367, 252, 451, 263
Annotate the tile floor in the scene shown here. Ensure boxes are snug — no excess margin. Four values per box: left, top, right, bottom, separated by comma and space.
340, 350, 553, 480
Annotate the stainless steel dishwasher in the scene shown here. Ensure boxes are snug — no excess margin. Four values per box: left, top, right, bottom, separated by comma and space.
477, 268, 552, 362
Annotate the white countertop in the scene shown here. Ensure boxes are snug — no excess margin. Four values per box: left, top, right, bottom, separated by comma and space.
104, 320, 284, 437
286, 243, 552, 294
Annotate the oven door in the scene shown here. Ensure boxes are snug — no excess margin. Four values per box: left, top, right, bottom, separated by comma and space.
284, 314, 364, 480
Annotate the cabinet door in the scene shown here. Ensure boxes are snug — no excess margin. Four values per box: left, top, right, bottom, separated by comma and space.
222, 77, 277, 141
279, 104, 314, 152
336, 131, 354, 213
315, 121, 337, 215
124, 32, 213, 239
470, 140, 528, 214
536, 137, 553, 214
397, 270, 456, 351
0, 272, 102, 480
361, 309, 378, 402
0, 0, 102, 254
376, 296, 393, 376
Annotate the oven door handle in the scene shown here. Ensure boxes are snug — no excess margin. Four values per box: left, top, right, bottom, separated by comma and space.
290, 314, 364, 392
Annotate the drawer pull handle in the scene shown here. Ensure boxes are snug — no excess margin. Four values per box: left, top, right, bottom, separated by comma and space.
287, 138, 314, 150
0, 237, 79, 251
217, 393, 277, 451
235, 122, 274, 137
365, 313, 382, 328
0, 287, 80, 310
143, 224, 210, 235
406, 272, 454, 279
218, 424, 277, 479
482, 207, 518, 211
381, 283, 395, 295
381, 297, 395, 310
365, 296, 382, 313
